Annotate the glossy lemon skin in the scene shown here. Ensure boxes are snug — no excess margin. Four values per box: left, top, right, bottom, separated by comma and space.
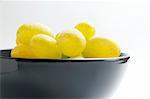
83, 37, 121, 58
11, 44, 35, 58
16, 23, 53, 45
75, 22, 95, 39
56, 29, 86, 57
30, 34, 62, 59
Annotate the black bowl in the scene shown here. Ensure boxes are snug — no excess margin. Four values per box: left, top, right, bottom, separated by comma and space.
0, 49, 130, 99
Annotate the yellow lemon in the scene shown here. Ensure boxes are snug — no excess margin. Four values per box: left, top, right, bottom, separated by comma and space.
56, 29, 86, 57
70, 54, 84, 59
11, 44, 35, 58
83, 37, 121, 58
62, 54, 69, 58
16, 23, 53, 45
30, 34, 62, 59
75, 21, 95, 39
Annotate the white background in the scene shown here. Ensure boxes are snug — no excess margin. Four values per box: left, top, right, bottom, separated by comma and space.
0, 0, 150, 99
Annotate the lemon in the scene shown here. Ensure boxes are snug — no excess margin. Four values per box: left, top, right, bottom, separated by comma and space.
75, 22, 95, 39
62, 54, 69, 58
30, 34, 62, 59
83, 37, 121, 58
16, 23, 53, 45
70, 54, 84, 59
56, 29, 86, 57
11, 44, 35, 58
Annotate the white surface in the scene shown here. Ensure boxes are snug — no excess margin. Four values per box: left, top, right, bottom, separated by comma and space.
0, 1, 150, 99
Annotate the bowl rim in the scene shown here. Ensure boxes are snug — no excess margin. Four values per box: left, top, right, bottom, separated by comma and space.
0, 49, 130, 62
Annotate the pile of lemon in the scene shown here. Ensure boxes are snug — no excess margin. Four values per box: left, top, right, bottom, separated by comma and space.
11, 22, 120, 59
